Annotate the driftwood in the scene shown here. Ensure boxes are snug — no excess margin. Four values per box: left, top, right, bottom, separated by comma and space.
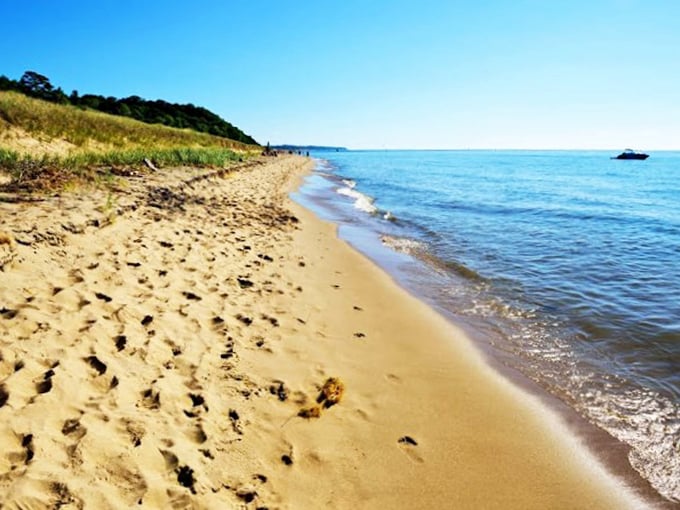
143, 158, 159, 171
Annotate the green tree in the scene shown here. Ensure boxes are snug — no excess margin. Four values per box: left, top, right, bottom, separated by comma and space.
0, 75, 18, 91
117, 103, 132, 117
19, 71, 55, 99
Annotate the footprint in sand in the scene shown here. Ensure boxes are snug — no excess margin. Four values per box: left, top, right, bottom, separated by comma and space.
21, 433, 35, 464
229, 409, 243, 435
1, 307, 19, 319
62, 417, 88, 466
234, 487, 259, 505
114, 334, 127, 351
69, 269, 85, 284
182, 291, 202, 301
199, 448, 214, 460
50, 482, 84, 507
188, 425, 207, 444
94, 292, 112, 303
84, 356, 107, 376
100, 458, 148, 505
236, 314, 253, 326
140, 387, 161, 410
120, 419, 145, 447
0, 383, 9, 407
188, 393, 207, 410
237, 277, 254, 289
176, 465, 197, 494
261, 314, 279, 327
35, 369, 54, 394
398, 436, 424, 463
220, 337, 235, 360
62, 417, 88, 441
268, 381, 288, 402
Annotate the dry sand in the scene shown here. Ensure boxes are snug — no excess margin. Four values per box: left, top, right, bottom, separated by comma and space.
0, 155, 649, 508
0, 125, 79, 158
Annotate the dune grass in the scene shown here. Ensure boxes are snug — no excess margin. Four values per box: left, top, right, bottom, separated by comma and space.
0, 91, 260, 191
0, 146, 244, 191
0, 91, 256, 152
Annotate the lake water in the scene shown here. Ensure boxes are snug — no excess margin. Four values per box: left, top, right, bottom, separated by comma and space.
293, 150, 680, 503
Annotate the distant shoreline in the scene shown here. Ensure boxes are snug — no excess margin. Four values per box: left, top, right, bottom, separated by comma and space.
303, 147, 680, 152
273, 144, 348, 152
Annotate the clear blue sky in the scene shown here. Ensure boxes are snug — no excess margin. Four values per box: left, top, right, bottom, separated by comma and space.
2, 0, 679, 149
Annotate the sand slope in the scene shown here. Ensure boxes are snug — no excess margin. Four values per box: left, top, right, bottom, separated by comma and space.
0, 156, 648, 508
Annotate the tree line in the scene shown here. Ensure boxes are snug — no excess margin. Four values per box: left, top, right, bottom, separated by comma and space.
0, 71, 258, 145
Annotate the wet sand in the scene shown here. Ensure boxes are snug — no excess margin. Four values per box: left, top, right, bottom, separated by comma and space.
0, 155, 648, 508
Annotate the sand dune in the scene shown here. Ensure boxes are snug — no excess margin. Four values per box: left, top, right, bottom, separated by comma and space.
0, 156, 648, 508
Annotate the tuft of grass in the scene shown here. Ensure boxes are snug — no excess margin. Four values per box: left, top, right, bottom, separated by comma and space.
98, 191, 118, 225
0, 148, 20, 167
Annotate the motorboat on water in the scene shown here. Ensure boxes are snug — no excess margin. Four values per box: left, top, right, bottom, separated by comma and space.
612, 149, 649, 160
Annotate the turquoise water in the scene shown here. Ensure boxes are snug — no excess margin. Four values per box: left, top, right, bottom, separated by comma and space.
294, 150, 680, 502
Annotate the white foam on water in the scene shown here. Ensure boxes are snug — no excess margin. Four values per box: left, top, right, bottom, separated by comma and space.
336, 186, 378, 214
314, 158, 333, 172
577, 382, 680, 502
380, 235, 425, 255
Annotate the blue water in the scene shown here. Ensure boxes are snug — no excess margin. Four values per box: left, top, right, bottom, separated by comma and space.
295, 150, 680, 502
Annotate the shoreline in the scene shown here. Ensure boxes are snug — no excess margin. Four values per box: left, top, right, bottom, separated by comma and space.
292, 158, 673, 509
296, 185, 675, 508
0, 155, 652, 508
295, 155, 679, 509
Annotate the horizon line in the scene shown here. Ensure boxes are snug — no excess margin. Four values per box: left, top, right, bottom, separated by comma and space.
297, 147, 679, 152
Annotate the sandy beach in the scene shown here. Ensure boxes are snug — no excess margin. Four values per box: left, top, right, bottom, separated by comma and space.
0, 155, 648, 508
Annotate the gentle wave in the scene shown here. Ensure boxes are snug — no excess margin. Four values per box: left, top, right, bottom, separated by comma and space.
381, 235, 485, 282
380, 235, 425, 255
336, 179, 395, 220
579, 379, 680, 501
337, 185, 378, 214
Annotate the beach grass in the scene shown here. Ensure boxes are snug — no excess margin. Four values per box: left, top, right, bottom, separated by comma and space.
0, 91, 260, 191
0, 91, 256, 151
0, 146, 244, 191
